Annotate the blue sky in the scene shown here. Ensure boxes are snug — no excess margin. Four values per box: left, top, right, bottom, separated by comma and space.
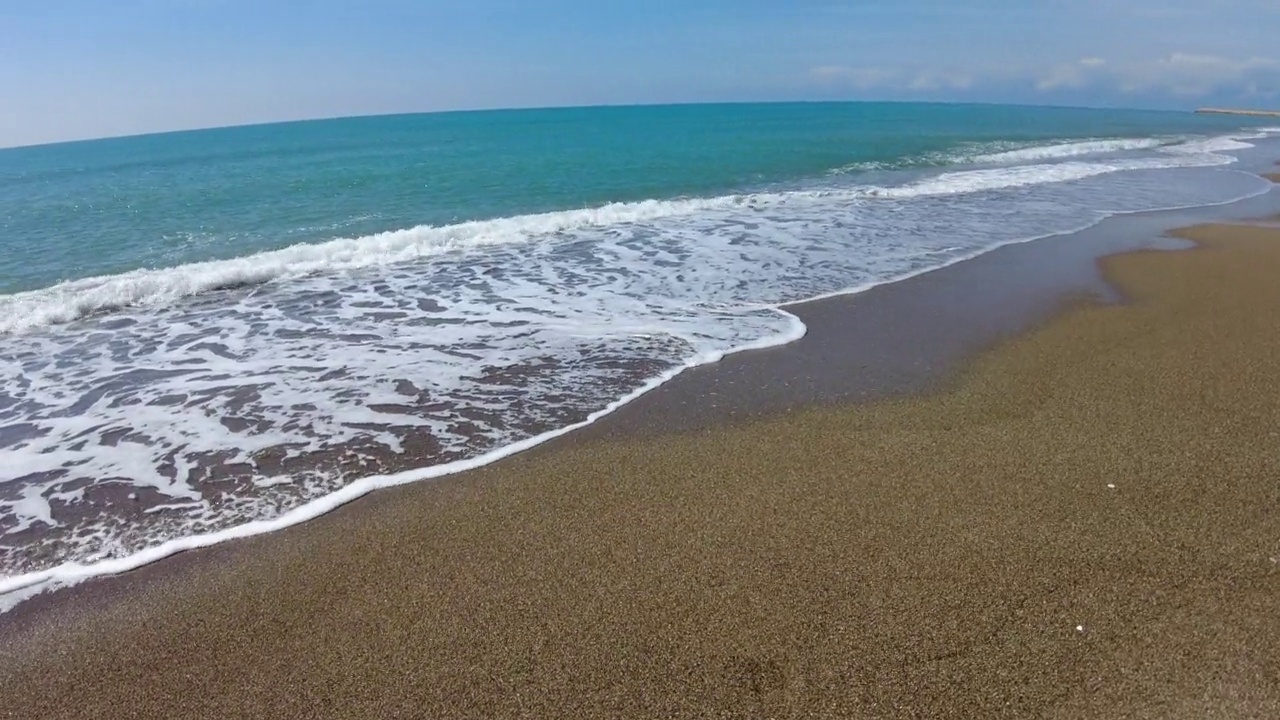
2, 0, 1278, 147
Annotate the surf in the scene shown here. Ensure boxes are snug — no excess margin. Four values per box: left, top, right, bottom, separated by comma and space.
2, 106, 1277, 612
0, 133, 1256, 335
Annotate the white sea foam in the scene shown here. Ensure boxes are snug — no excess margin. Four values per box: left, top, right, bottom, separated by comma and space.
0, 197, 748, 335
1162, 136, 1258, 155
0, 131, 1269, 611
970, 138, 1168, 164
862, 150, 1233, 199
0, 316, 811, 608
831, 136, 1173, 175
0, 135, 1251, 335
868, 162, 1120, 198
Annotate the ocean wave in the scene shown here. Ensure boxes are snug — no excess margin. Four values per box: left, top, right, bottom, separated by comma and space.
969, 138, 1168, 164
861, 147, 1238, 199
0, 196, 753, 335
0, 133, 1254, 335
831, 136, 1172, 175
863, 162, 1125, 198
1162, 136, 1260, 154
0, 135, 1270, 612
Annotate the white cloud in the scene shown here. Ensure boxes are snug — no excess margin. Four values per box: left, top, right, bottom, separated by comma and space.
1036, 53, 1280, 97
1035, 58, 1103, 91
1133, 53, 1280, 95
807, 50, 1280, 104
809, 65, 900, 90
908, 71, 974, 92
809, 66, 973, 93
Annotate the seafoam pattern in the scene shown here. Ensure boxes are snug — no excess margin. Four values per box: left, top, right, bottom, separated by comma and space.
0, 134, 1273, 608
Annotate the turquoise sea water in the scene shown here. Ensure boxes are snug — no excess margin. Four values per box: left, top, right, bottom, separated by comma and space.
1, 102, 1277, 604
3, 102, 1271, 294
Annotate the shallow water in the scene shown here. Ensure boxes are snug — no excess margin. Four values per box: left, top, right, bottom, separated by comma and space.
1, 103, 1276, 605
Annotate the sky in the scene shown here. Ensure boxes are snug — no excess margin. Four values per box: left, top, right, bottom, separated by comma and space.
2, 0, 1279, 148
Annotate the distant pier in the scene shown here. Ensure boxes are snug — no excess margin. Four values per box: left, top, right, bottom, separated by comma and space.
1195, 107, 1280, 117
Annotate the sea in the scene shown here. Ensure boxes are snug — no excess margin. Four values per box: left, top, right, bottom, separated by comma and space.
1, 102, 1278, 608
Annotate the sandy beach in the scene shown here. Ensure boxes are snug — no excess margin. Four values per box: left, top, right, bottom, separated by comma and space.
3, 215, 1280, 718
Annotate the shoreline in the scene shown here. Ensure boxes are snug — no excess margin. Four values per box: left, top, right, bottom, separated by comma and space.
1, 187, 1278, 606
4, 180, 1278, 611
3, 208, 1279, 715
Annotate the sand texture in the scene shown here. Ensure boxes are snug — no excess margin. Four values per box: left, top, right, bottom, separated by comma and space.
2, 224, 1280, 719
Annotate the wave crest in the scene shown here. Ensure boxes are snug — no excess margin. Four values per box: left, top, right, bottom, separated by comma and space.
0, 197, 748, 334
0, 133, 1255, 335
971, 138, 1168, 164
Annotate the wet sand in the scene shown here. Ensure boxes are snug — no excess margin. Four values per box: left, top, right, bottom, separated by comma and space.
577, 186, 1280, 441
576, 209, 1194, 441
3, 219, 1280, 718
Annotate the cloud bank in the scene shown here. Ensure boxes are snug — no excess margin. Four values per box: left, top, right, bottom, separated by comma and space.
811, 52, 1280, 107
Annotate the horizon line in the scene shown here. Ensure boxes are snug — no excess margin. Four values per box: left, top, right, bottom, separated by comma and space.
0, 98, 1203, 153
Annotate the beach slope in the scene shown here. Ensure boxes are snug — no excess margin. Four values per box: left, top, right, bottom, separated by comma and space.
2, 224, 1279, 718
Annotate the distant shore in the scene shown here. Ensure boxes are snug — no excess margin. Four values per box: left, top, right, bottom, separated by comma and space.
3, 186, 1280, 717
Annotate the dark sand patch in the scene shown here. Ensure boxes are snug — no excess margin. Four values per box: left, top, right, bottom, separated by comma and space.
576, 214, 1189, 441
3, 224, 1279, 718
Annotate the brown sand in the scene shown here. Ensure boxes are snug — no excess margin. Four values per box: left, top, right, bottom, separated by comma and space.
3, 225, 1280, 718
1263, 173, 1280, 184
576, 207, 1197, 442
